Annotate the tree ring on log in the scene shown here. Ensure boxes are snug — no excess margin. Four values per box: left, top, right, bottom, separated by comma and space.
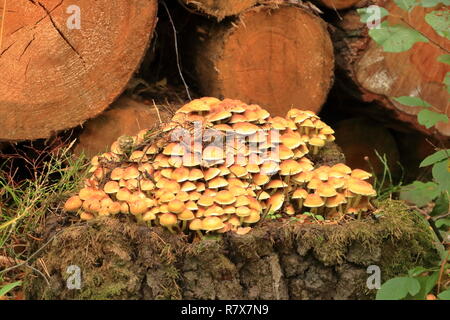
0, 0, 158, 141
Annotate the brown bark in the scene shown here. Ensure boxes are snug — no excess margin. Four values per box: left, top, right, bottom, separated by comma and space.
187, 4, 335, 117
335, 1, 450, 138
180, 0, 260, 20
316, 0, 362, 10
0, 0, 158, 141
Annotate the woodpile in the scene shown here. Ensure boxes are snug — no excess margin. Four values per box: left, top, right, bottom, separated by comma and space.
0, 0, 447, 160
334, 0, 450, 138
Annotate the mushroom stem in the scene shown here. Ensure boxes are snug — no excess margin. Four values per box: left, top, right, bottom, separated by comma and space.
181, 220, 187, 232
313, 146, 319, 155
353, 195, 362, 208
196, 230, 204, 239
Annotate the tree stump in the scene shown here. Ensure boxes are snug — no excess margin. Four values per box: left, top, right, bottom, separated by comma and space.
0, 0, 158, 141
187, 4, 335, 117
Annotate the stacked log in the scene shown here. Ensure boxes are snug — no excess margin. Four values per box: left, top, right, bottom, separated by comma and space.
0, 0, 158, 141
334, 0, 450, 138
185, 3, 335, 117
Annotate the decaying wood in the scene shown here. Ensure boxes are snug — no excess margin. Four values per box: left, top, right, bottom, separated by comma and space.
0, 0, 158, 141
187, 4, 335, 117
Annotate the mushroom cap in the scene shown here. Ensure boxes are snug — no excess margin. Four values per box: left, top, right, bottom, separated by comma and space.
229, 164, 248, 178
204, 167, 221, 181
266, 179, 288, 189
309, 137, 325, 147
208, 177, 228, 189
351, 169, 372, 180
123, 166, 140, 180
163, 142, 185, 156
80, 212, 95, 221
304, 193, 325, 208
215, 190, 236, 205
171, 167, 190, 182
207, 110, 232, 122
202, 216, 225, 232
326, 193, 347, 208
198, 195, 214, 207
159, 213, 178, 227
110, 168, 124, 181
252, 173, 270, 186
189, 218, 203, 231
168, 199, 185, 214
203, 145, 224, 161
116, 188, 132, 201
181, 181, 197, 192
267, 192, 285, 213
142, 211, 157, 222
280, 159, 302, 175
332, 163, 352, 175
347, 179, 376, 196
244, 209, 261, 224
307, 178, 322, 190
236, 206, 251, 217
104, 181, 120, 194
281, 131, 302, 149
292, 188, 308, 199
179, 209, 195, 221
317, 182, 337, 198
205, 205, 225, 217
64, 196, 83, 212
129, 200, 148, 215
232, 122, 259, 135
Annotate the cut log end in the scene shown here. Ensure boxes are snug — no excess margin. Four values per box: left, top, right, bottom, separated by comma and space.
192, 5, 334, 117
317, 0, 362, 10
0, 0, 158, 141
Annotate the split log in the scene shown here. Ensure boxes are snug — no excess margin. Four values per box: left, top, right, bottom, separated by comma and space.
179, 0, 260, 20
0, 0, 158, 141
335, 1, 450, 137
186, 4, 334, 117
74, 96, 173, 158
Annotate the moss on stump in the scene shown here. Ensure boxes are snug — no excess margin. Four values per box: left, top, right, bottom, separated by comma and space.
24, 200, 439, 300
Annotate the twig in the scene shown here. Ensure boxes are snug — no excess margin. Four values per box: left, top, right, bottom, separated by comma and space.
161, 0, 192, 101
153, 99, 163, 124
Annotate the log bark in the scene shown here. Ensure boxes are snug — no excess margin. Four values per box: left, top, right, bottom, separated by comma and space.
334, 1, 450, 137
187, 4, 334, 117
0, 0, 158, 141
179, 0, 260, 20
316, 0, 362, 10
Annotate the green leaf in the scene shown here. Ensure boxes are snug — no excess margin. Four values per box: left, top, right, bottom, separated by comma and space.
357, 6, 389, 23
400, 181, 440, 206
432, 160, 450, 193
430, 192, 450, 216
316, 215, 325, 221
0, 281, 22, 297
393, 96, 431, 107
436, 218, 450, 228
412, 272, 439, 299
438, 54, 450, 65
418, 109, 449, 128
444, 72, 450, 93
438, 289, 450, 300
395, 0, 418, 10
376, 277, 421, 300
421, 0, 450, 7
408, 266, 429, 277
425, 10, 450, 40
420, 150, 450, 167
369, 22, 429, 52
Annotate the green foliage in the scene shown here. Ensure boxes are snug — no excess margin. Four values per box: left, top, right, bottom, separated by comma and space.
420, 149, 450, 167
376, 277, 421, 299
425, 10, 450, 40
361, 0, 450, 300
417, 109, 449, 128
399, 181, 440, 206
393, 96, 431, 107
0, 281, 22, 297
369, 22, 429, 52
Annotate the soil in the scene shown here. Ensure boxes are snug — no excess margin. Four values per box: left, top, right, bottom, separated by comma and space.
24, 200, 439, 300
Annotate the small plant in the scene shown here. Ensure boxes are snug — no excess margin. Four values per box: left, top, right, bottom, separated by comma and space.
359, 0, 450, 300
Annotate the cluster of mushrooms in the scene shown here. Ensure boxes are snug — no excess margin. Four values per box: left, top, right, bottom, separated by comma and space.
64, 97, 376, 235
